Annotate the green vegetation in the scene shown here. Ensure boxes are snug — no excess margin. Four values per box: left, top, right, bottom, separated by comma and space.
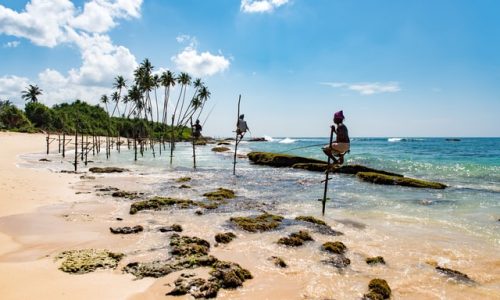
203, 188, 236, 201
129, 197, 196, 214
215, 232, 237, 244
0, 100, 34, 132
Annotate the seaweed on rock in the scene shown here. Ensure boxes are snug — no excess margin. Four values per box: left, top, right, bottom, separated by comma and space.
295, 215, 327, 226
109, 225, 143, 234
56, 249, 124, 274
366, 256, 386, 265
270, 256, 288, 268
322, 241, 347, 254
89, 167, 128, 173
277, 230, 313, 247
363, 278, 391, 300
203, 188, 236, 201
215, 232, 237, 244
357, 172, 447, 189
129, 197, 196, 214
230, 213, 284, 232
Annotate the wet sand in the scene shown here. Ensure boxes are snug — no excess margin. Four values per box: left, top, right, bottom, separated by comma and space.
0, 132, 499, 299
0, 132, 153, 300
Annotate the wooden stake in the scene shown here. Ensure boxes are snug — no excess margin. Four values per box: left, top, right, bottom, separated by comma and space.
74, 128, 78, 172
322, 125, 335, 216
233, 95, 241, 175
46, 132, 50, 155
62, 132, 66, 158
190, 117, 196, 169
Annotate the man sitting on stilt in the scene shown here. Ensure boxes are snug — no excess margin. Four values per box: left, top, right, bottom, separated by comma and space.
322, 110, 350, 164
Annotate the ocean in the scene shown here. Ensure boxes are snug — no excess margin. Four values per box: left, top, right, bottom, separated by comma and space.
21, 136, 500, 299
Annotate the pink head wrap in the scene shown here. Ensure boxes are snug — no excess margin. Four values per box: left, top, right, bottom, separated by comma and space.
334, 110, 345, 120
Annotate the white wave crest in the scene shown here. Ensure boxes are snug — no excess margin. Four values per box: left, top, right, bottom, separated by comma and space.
279, 138, 296, 144
388, 138, 402, 142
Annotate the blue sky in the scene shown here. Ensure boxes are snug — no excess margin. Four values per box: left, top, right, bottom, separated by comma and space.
1, 0, 499, 137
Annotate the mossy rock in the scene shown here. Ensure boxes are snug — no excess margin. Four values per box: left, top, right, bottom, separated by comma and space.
322, 241, 347, 254
167, 277, 220, 298
278, 230, 313, 247
247, 151, 325, 167
129, 197, 196, 214
178, 184, 191, 189
292, 163, 403, 177
210, 261, 253, 289
270, 256, 287, 268
203, 188, 236, 201
194, 139, 207, 146
295, 215, 327, 226
230, 213, 284, 232
159, 224, 183, 232
217, 141, 231, 145
111, 191, 140, 199
56, 249, 124, 274
170, 234, 211, 257
215, 232, 237, 244
109, 225, 143, 234
366, 256, 386, 265
322, 255, 351, 269
436, 266, 475, 284
89, 167, 128, 173
176, 177, 191, 183
357, 172, 447, 189
364, 278, 391, 299
212, 146, 231, 152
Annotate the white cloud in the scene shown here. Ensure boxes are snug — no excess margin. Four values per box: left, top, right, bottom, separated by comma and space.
0, 0, 142, 106
0, 75, 30, 104
172, 47, 230, 77
241, 0, 289, 13
321, 81, 401, 95
70, 0, 142, 33
3, 40, 20, 48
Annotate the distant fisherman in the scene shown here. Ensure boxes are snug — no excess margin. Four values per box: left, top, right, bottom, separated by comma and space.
236, 114, 249, 139
192, 119, 202, 139
322, 110, 350, 164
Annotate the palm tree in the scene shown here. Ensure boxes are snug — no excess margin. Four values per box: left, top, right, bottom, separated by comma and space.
160, 70, 176, 124
100, 94, 109, 114
173, 72, 191, 126
22, 84, 43, 103
112, 75, 126, 117
179, 78, 203, 123
110, 91, 120, 117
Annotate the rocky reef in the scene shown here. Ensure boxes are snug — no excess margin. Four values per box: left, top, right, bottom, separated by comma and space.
363, 278, 391, 300
203, 188, 236, 201
56, 249, 124, 274
89, 167, 129, 173
247, 151, 326, 167
129, 197, 196, 214
357, 172, 447, 189
277, 230, 313, 247
269, 256, 287, 268
109, 225, 143, 234
211, 146, 230, 152
321, 241, 347, 254
215, 232, 237, 244
230, 213, 284, 232
366, 256, 386, 265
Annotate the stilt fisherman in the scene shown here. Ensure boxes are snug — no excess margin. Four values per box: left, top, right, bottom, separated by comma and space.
322, 110, 350, 164
192, 119, 202, 139
236, 114, 249, 140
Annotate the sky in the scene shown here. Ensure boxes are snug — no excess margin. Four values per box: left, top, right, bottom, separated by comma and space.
1, 0, 499, 137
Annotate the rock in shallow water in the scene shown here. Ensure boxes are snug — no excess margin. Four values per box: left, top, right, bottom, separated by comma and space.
56, 249, 124, 274
109, 225, 143, 234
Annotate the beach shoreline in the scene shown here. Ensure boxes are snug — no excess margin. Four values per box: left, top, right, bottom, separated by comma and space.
0, 132, 499, 299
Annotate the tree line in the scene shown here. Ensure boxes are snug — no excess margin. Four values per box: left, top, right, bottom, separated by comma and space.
0, 58, 210, 141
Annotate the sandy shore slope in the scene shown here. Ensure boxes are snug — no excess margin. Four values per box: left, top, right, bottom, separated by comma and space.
0, 132, 153, 300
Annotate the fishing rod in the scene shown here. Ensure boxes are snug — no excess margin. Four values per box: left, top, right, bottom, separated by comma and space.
276, 143, 326, 154
202, 103, 216, 127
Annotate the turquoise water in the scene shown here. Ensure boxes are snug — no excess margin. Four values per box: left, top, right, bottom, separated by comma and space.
27, 137, 500, 246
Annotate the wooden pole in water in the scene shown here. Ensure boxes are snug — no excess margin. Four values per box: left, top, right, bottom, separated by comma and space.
190, 117, 196, 169
84, 135, 88, 166
170, 115, 175, 165
80, 132, 84, 161
134, 137, 137, 161
62, 132, 66, 158
58, 133, 61, 153
322, 125, 335, 216
233, 95, 241, 175
46, 132, 50, 155
74, 128, 78, 172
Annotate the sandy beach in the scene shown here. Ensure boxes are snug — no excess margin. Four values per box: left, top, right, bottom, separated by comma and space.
0, 132, 154, 300
0, 132, 499, 300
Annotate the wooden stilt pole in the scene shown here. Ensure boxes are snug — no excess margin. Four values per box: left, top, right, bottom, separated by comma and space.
46, 132, 50, 155
190, 117, 196, 169
84, 135, 88, 166
322, 125, 336, 216
74, 128, 78, 172
233, 95, 241, 175
170, 115, 175, 165
58, 133, 61, 153
134, 137, 137, 161
62, 132, 66, 158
